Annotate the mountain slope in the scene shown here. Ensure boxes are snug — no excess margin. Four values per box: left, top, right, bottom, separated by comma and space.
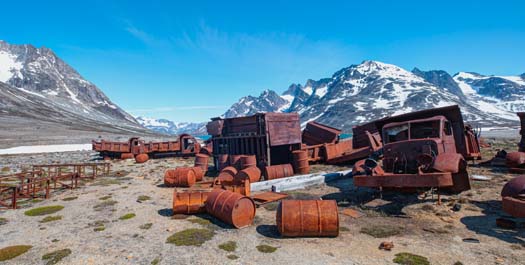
135, 116, 206, 135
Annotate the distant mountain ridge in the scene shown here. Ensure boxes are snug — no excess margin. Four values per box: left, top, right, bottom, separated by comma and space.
148, 60, 524, 135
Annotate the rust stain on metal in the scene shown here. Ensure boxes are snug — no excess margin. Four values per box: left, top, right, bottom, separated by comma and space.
164, 167, 196, 187
236, 167, 261, 183
191, 166, 205, 182
205, 189, 256, 229
264, 164, 294, 180
276, 200, 339, 237
172, 190, 209, 214
216, 166, 238, 183
251, 191, 288, 206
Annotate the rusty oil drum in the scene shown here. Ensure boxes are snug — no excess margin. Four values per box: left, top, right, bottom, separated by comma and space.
217, 154, 229, 171
240, 155, 257, 169
276, 200, 339, 237
194, 154, 210, 172
264, 164, 294, 180
214, 179, 251, 196
191, 166, 204, 181
229, 155, 243, 170
217, 166, 238, 182
121, 153, 134, 160
173, 190, 210, 214
236, 166, 261, 183
292, 150, 310, 174
205, 189, 256, 228
135, 153, 149, 163
164, 167, 196, 187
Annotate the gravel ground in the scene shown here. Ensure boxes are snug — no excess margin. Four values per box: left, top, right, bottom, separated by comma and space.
0, 142, 525, 265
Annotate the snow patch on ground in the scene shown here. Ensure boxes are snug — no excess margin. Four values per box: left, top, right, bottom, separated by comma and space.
0, 144, 92, 155
0, 51, 23, 82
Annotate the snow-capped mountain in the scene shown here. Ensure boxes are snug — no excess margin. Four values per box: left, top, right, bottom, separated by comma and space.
136, 117, 207, 136
222, 60, 524, 131
0, 40, 157, 147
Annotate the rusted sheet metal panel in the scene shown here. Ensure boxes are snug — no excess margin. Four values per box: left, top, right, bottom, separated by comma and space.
266, 113, 302, 146
519, 112, 525, 152
324, 140, 353, 161
206, 119, 224, 136
464, 125, 482, 160
353, 172, 454, 188
302, 121, 341, 145
251, 192, 288, 206
205, 189, 256, 228
276, 200, 339, 237
506, 152, 525, 168
326, 146, 371, 165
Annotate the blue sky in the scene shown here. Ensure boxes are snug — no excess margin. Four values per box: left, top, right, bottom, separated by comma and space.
1, 0, 524, 122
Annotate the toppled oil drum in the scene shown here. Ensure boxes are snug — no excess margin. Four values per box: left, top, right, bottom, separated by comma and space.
173, 190, 209, 214
191, 166, 204, 181
205, 189, 256, 228
229, 155, 243, 170
501, 176, 525, 197
264, 164, 294, 180
217, 154, 229, 171
292, 150, 310, 174
135, 153, 149, 163
236, 167, 261, 183
215, 179, 251, 196
506, 152, 525, 168
241, 155, 257, 169
121, 153, 134, 160
217, 166, 238, 182
194, 154, 210, 172
276, 200, 339, 237
164, 167, 196, 187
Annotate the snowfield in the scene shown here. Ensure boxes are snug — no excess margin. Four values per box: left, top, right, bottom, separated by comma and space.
0, 144, 92, 155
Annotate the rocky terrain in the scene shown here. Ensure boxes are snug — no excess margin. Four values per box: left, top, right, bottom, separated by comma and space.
0, 138, 524, 265
0, 40, 161, 148
147, 61, 524, 135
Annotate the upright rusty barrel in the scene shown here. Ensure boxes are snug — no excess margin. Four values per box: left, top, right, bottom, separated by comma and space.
121, 153, 134, 160
236, 167, 261, 183
191, 166, 204, 181
164, 167, 196, 187
135, 153, 149, 163
292, 150, 310, 174
217, 166, 238, 182
276, 200, 339, 237
241, 155, 257, 169
205, 189, 256, 229
173, 190, 210, 214
194, 154, 210, 172
217, 154, 229, 171
265, 164, 294, 180
229, 155, 243, 170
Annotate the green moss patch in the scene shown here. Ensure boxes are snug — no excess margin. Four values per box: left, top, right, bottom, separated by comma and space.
139, 223, 153, 230
360, 225, 403, 238
339, 226, 350, 232
151, 257, 161, 265
256, 244, 277, 253
99, 195, 112, 200
166, 228, 215, 246
137, 195, 151, 202
42, 249, 72, 265
62, 197, 78, 201
31, 198, 44, 203
24, 205, 64, 216
0, 245, 32, 261
227, 254, 239, 260
119, 213, 136, 220
40, 215, 62, 223
93, 200, 117, 211
92, 178, 122, 186
393, 252, 430, 265
0, 217, 7, 225
94, 226, 105, 232
218, 241, 237, 252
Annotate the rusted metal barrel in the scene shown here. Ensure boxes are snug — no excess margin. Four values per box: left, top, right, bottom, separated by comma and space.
205, 189, 256, 228
191, 166, 204, 181
217, 154, 229, 171
264, 164, 294, 180
276, 200, 339, 237
507, 152, 525, 168
121, 153, 134, 160
518, 112, 525, 152
236, 167, 261, 183
241, 155, 257, 169
135, 153, 149, 163
214, 179, 251, 196
164, 167, 196, 187
173, 190, 209, 214
229, 155, 243, 170
217, 166, 238, 182
292, 150, 310, 174
194, 154, 210, 172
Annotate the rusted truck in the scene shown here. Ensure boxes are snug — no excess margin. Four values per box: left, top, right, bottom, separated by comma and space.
207, 113, 302, 169
92, 134, 200, 159
353, 105, 480, 193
